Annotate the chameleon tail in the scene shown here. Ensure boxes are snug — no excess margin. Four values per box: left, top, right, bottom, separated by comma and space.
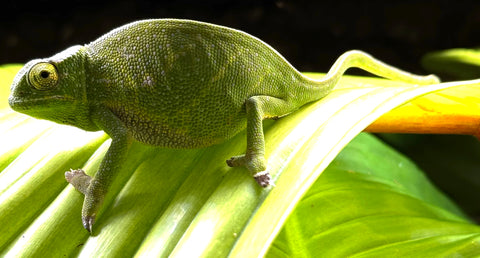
303, 50, 440, 102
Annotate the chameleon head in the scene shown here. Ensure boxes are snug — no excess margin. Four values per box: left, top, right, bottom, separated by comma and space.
9, 46, 96, 130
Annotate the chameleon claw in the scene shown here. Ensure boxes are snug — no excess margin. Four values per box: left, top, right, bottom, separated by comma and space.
83, 215, 96, 234
226, 157, 234, 167
253, 171, 273, 187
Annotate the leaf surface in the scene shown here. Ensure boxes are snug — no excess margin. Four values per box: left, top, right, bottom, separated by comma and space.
0, 64, 478, 257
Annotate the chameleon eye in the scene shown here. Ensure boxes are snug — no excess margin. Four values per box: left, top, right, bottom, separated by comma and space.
27, 62, 59, 90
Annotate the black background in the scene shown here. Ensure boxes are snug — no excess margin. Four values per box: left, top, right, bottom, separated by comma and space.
2, 0, 480, 75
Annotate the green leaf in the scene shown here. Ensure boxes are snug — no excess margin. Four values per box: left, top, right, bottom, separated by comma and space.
268, 133, 479, 257
379, 133, 480, 217
422, 48, 480, 80
1, 64, 479, 257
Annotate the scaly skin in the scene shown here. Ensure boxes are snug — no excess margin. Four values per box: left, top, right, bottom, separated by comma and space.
8, 19, 440, 233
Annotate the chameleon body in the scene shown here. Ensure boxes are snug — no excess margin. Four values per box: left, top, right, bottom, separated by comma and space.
8, 19, 439, 232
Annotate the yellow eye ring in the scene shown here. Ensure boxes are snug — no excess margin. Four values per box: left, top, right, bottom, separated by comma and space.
27, 62, 59, 90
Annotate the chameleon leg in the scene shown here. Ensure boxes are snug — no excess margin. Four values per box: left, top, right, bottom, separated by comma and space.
227, 96, 294, 187
65, 107, 132, 233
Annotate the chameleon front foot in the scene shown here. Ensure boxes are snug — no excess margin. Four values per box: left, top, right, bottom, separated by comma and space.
83, 215, 95, 233
65, 169, 91, 195
227, 155, 273, 187
65, 168, 104, 233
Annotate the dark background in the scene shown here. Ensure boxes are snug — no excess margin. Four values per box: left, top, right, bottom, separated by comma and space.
2, 0, 480, 75
3, 1, 480, 219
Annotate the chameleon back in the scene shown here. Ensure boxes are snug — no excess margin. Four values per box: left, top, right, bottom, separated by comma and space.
86, 19, 308, 148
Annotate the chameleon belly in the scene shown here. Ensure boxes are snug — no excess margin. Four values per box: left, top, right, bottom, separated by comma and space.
85, 19, 303, 148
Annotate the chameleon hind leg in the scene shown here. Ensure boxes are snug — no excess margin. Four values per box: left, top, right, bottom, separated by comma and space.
227, 50, 440, 187
227, 96, 295, 187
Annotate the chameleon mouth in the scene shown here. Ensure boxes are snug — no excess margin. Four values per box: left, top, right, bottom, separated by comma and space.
8, 95, 76, 112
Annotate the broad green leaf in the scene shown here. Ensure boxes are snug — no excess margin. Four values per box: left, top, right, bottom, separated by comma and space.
383, 47, 480, 219
382, 133, 480, 215
0, 64, 479, 257
267, 133, 479, 257
227, 76, 480, 257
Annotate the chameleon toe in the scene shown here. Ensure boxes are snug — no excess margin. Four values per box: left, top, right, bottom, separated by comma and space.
83, 215, 96, 233
226, 155, 245, 167
253, 171, 273, 187
64, 169, 87, 183
226, 157, 235, 167
65, 169, 91, 195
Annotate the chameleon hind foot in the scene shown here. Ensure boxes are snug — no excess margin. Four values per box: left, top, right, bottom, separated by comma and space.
226, 155, 272, 187
253, 171, 273, 188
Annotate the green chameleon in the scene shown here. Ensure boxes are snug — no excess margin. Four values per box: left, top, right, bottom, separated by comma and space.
8, 19, 440, 233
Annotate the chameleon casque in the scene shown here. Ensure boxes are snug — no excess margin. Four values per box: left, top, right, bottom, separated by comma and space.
8, 19, 440, 232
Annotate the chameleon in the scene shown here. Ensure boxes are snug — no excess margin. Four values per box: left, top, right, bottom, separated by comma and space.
8, 19, 440, 233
